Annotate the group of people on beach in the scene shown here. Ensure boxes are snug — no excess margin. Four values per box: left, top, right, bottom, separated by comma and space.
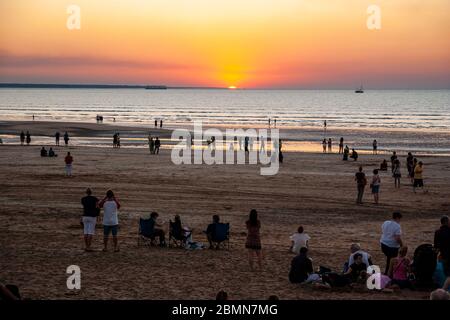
287, 211, 450, 298
354, 151, 426, 205
148, 134, 161, 154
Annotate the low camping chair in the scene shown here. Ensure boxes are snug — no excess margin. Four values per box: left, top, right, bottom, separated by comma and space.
168, 220, 191, 248
211, 223, 230, 250
138, 217, 156, 247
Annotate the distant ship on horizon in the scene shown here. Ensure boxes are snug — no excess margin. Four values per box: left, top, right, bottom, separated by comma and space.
355, 85, 364, 93
145, 85, 167, 90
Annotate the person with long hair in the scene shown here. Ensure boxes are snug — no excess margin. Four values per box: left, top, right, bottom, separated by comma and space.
245, 209, 262, 271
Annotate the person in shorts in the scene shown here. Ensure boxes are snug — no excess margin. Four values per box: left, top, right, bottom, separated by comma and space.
99, 190, 121, 252
413, 161, 424, 193
64, 152, 73, 176
81, 188, 99, 251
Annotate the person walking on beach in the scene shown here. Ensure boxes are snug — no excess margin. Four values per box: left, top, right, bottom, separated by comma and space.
413, 161, 424, 193
246, 209, 262, 271
20, 131, 25, 146
99, 190, 121, 252
81, 188, 99, 252
259, 135, 265, 152
64, 152, 73, 176
355, 166, 367, 204
339, 137, 344, 154
113, 133, 118, 148
160, 119, 163, 128
390, 151, 397, 173
154, 119, 157, 128
371, 169, 381, 204
63, 132, 69, 147
244, 136, 249, 153
322, 139, 327, 153
393, 159, 401, 188
274, 119, 277, 128
373, 140, 378, 155
55, 132, 60, 146
154, 137, 161, 154
148, 134, 155, 154
268, 118, 271, 127
116, 133, 121, 148
26, 131, 31, 146
380, 212, 403, 275
328, 138, 332, 153
406, 152, 414, 184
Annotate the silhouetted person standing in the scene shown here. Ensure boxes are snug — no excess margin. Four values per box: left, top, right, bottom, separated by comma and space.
355, 166, 367, 204
339, 137, 344, 154
26, 131, 31, 145
64, 132, 69, 146
160, 119, 163, 128
20, 131, 25, 146
155, 137, 161, 154
155, 119, 157, 128
55, 132, 60, 146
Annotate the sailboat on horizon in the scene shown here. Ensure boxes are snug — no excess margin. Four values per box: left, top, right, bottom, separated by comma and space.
355, 85, 364, 93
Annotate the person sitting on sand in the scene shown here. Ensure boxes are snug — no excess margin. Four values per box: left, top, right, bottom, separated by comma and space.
289, 247, 313, 284
343, 145, 349, 160
430, 288, 449, 300
344, 253, 368, 283
289, 226, 311, 254
388, 246, 412, 289
350, 148, 358, 161
148, 211, 166, 247
99, 190, 121, 252
380, 159, 388, 171
40, 147, 47, 157
344, 243, 373, 273
48, 148, 57, 157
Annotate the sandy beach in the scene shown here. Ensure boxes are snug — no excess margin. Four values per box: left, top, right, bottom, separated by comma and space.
1, 121, 449, 300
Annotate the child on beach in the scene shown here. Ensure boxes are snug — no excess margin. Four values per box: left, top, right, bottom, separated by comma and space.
246, 209, 262, 271
371, 169, 381, 204
64, 152, 73, 176
99, 190, 121, 252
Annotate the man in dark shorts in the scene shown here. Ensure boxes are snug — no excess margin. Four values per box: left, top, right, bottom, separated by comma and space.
81, 188, 99, 251
355, 166, 367, 204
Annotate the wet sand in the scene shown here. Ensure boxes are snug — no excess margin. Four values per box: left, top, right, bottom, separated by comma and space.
0, 122, 449, 300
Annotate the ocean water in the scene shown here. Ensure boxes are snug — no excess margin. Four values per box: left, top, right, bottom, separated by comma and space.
0, 88, 449, 154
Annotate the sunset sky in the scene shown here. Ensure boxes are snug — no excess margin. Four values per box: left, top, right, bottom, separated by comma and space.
0, 0, 449, 88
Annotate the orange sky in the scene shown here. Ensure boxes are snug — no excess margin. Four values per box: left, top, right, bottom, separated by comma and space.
0, 0, 449, 88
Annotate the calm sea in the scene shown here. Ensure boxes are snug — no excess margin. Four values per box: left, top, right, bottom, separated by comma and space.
0, 88, 449, 153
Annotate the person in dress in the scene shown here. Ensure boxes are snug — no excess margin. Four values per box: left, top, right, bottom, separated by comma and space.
245, 209, 262, 271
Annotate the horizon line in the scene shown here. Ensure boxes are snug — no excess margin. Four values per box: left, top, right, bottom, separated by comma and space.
0, 83, 449, 90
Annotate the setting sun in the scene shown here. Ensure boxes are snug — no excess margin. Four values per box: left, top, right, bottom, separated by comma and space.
228, 86, 237, 90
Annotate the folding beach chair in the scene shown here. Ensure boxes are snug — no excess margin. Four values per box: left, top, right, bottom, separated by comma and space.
168, 220, 191, 248
211, 223, 230, 250
138, 217, 156, 247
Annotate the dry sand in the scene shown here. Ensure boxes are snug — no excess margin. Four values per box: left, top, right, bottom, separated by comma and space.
1, 121, 449, 300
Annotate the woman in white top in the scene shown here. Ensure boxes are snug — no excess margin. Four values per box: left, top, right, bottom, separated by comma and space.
290, 226, 311, 254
